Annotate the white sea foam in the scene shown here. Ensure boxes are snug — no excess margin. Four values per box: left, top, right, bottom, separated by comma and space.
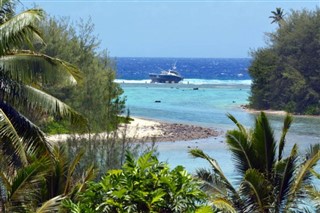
115, 78, 252, 85
114, 79, 152, 84
181, 79, 252, 85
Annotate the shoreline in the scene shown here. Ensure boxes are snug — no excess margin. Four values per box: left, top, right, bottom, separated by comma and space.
113, 116, 222, 142
242, 106, 320, 118
47, 116, 222, 143
244, 108, 287, 116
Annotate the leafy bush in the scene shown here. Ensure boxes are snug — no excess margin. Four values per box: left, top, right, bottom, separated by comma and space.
64, 152, 207, 213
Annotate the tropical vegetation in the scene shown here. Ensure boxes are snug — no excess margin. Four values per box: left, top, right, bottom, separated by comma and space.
1, 1, 320, 212
269, 7, 285, 26
190, 112, 320, 212
36, 17, 126, 134
0, 1, 157, 212
0, 0, 89, 212
33, 16, 157, 178
64, 152, 208, 213
249, 8, 320, 115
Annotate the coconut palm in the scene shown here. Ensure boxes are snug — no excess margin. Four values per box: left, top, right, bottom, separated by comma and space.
0, 0, 83, 118
269, 7, 285, 27
0, 1, 87, 211
190, 112, 320, 212
0, 0, 85, 159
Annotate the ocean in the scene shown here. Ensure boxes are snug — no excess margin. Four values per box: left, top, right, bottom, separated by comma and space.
115, 57, 320, 181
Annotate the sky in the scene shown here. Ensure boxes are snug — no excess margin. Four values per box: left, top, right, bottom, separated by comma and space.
21, 0, 320, 58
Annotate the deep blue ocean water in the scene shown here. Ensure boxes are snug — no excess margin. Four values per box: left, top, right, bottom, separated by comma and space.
115, 57, 251, 81
115, 57, 320, 184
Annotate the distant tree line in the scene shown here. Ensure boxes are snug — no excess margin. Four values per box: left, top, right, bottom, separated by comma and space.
249, 8, 320, 115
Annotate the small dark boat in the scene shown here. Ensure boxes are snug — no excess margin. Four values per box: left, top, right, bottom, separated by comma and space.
149, 65, 183, 83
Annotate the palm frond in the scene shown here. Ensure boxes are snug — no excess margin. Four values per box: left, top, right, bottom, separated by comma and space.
0, 8, 44, 56
46, 145, 68, 198
7, 157, 50, 211
73, 164, 96, 196
289, 144, 320, 205
212, 197, 237, 213
0, 78, 86, 129
275, 144, 297, 211
21, 86, 87, 127
195, 168, 228, 196
0, 0, 15, 24
310, 168, 320, 179
189, 149, 238, 197
226, 129, 253, 175
0, 108, 28, 166
226, 112, 260, 176
305, 185, 320, 210
227, 113, 247, 134
64, 148, 84, 195
278, 114, 293, 161
251, 112, 276, 175
35, 195, 64, 213
1, 50, 82, 84
270, 19, 277, 24
269, 8, 285, 26
0, 169, 11, 191
241, 169, 269, 212
0, 101, 50, 155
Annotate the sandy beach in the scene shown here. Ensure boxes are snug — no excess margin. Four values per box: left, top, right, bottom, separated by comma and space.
46, 117, 221, 143
121, 117, 221, 142
244, 108, 288, 115
244, 107, 320, 118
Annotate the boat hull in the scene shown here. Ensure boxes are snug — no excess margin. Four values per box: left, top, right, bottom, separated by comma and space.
149, 74, 183, 83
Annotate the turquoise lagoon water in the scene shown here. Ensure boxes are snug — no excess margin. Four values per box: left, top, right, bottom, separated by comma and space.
121, 82, 320, 181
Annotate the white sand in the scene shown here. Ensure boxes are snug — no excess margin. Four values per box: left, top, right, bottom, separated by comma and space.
245, 109, 288, 115
119, 117, 164, 139
46, 117, 164, 143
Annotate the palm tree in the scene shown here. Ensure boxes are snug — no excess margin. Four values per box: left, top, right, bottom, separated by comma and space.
190, 112, 320, 212
269, 7, 285, 27
0, 1, 87, 211
0, 0, 85, 158
42, 145, 95, 201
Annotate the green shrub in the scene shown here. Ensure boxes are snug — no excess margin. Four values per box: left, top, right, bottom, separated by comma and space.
64, 152, 207, 213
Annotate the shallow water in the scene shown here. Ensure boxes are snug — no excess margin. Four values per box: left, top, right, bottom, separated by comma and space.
123, 83, 251, 126
121, 82, 320, 179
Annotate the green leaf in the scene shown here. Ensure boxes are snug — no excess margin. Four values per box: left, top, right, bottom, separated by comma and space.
151, 189, 165, 204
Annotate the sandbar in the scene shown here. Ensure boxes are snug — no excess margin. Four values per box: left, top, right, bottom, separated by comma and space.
47, 117, 221, 143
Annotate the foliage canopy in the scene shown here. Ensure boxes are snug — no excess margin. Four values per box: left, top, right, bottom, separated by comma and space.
0, 1, 90, 212
64, 152, 208, 213
36, 17, 125, 133
249, 8, 320, 115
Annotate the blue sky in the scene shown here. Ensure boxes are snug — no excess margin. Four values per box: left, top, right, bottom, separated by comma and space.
22, 0, 319, 58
